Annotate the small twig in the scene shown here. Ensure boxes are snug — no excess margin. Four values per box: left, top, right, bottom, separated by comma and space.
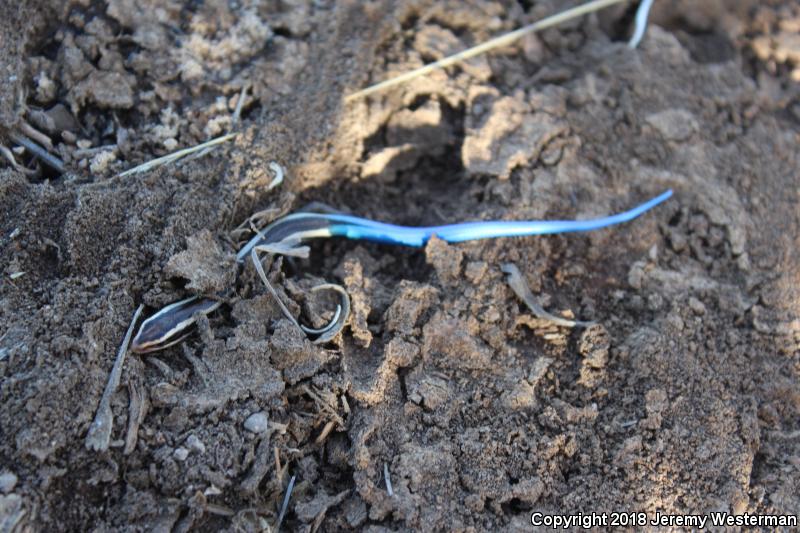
345, 0, 628, 101
240, 432, 274, 494
9, 132, 65, 173
315, 420, 336, 445
310, 490, 349, 533
274, 446, 283, 484
231, 85, 249, 127
181, 343, 211, 385
247, 208, 281, 233
270, 421, 288, 434
117, 132, 237, 178
206, 503, 235, 517
190, 86, 249, 162
628, 0, 654, 49
250, 248, 304, 333
303, 385, 344, 427
0, 144, 35, 175
275, 474, 296, 531
123, 378, 148, 455
384, 463, 394, 497
145, 355, 173, 378
502, 263, 594, 328
230, 206, 283, 244
86, 304, 144, 452
19, 121, 54, 151
0, 331, 9, 361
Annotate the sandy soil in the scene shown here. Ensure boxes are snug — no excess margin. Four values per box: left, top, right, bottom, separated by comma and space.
1, 0, 798, 531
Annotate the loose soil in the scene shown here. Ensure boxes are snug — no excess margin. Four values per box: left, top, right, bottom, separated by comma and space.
1, 0, 798, 531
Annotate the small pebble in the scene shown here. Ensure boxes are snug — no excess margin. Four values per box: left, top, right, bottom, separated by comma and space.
244, 411, 269, 434
484, 306, 501, 323
204, 485, 222, 497
173, 447, 189, 461
647, 293, 664, 311
464, 261, 487, 283
89, 150, 116, 174
688, 297, 706, 315
666, 312, 684, 331
0, 472, 18, 493
62, 131, 77, 144
627, 260, 647, 290
185, 435, 205, 454
667, 228, 687, 252
648, 244, 659, 262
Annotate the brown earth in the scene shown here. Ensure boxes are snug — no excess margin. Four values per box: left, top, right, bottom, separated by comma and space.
1, 0, 798, 531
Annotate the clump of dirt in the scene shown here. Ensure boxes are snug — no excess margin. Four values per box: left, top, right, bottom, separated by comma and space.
10, 0, 315, 178
1, 0, 798, 531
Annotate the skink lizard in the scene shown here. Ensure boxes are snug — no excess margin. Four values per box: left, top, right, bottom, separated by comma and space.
131, 189, 673, 353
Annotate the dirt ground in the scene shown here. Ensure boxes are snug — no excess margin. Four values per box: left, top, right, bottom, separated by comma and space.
1, 0, 798, 531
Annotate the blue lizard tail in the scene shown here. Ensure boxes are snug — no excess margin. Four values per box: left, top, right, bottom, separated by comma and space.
326, 190, 673, 247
